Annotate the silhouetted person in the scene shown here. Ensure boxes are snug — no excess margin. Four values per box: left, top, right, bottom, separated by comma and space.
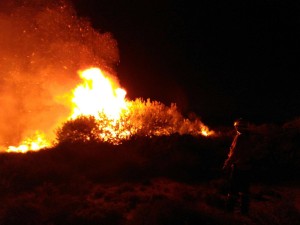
223, 118, 255, 215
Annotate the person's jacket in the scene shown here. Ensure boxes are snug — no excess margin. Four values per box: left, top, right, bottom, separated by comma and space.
223, 131, 255, 171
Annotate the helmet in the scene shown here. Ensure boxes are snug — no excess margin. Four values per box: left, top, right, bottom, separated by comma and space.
234, 118, 249, 133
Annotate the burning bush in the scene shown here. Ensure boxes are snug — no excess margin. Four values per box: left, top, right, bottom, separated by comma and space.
55, 97, 214, 145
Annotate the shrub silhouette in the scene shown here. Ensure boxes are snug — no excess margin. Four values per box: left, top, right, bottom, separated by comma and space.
56, 116, 100, 144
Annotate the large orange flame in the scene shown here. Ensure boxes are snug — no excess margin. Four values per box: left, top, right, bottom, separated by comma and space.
71, 68, 128, 120
6, 67, 215, 153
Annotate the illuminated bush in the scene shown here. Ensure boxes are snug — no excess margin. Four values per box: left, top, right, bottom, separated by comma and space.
55, 98, 212, 144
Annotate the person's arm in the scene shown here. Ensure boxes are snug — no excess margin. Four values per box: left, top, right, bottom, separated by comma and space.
223, 134, 239, 170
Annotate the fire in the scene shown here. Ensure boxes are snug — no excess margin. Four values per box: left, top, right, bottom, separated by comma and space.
71, 68, 128, 120
201, 128, 213, 137
0, 0, 213, 153
6, 67, 215, 153
7, 131, 50, 153
67, 67, 132, 144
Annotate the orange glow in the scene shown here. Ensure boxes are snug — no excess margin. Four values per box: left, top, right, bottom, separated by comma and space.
7, 131, 50, 153
201, 128, 214, 137
6, 67, 215, 153
71, 68, 128, 120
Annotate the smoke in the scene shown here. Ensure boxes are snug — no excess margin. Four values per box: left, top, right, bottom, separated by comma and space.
0, 0, 119, 147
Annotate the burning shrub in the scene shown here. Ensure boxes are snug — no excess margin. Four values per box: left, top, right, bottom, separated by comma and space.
126, 99, 181, 137
0, 0, 119, 151
54, 97, 214, 146
126, 98, 213, 137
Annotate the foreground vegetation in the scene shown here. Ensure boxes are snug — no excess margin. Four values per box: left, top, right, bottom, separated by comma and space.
0, 120, 299, 225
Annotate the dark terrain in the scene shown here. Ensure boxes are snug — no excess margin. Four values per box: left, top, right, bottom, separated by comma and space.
0, 120, 299, 225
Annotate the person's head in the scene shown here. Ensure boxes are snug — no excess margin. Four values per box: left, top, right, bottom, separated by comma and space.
234, 118, 249, 134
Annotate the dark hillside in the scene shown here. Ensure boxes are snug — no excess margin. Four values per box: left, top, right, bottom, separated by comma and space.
0, 124, 299, 225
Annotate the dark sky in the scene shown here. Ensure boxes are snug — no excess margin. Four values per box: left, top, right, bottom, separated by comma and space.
72, 0, 299, 127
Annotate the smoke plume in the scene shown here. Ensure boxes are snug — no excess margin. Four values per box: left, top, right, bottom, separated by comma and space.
0, 0, 119, 147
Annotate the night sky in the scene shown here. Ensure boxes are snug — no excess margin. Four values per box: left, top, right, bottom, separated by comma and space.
72, 0, 299, 127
